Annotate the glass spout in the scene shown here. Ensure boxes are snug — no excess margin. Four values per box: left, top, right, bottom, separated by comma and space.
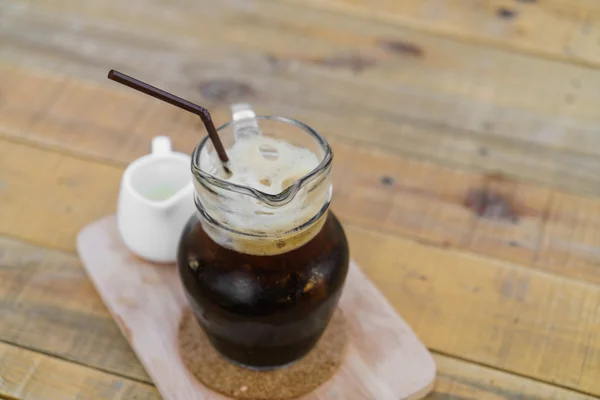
191, 116, 332, 207
190, 115, 333, 255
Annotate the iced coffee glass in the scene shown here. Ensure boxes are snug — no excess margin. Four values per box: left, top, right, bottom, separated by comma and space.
177, 115, 349, 369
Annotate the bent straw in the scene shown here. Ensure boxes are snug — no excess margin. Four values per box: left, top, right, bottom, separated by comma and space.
107, 70, 230, 168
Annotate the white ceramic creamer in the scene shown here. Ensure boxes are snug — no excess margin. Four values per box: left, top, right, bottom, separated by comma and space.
117, 136, 195, 263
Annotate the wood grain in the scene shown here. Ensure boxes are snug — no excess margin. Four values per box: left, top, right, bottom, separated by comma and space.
0, 137, 121, 251
0, 138, 598, 395
0, 342, 159, 400
347, 225, 600, 397
280, 0, 600, 68
2, 68, 600, 285
431, 354, 598, 400
3, 1, 600, 194
0, 235, 149, 382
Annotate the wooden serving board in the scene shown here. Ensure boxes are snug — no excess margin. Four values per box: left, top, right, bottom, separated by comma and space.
77, 216, 436, 400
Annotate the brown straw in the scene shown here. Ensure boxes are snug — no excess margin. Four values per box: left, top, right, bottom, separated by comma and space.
107, 70, 230, 166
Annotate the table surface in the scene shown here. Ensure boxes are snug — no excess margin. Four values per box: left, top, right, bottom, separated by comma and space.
0, 1, 599, 399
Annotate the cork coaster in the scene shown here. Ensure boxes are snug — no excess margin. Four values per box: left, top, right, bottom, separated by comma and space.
178, 308, 347, 400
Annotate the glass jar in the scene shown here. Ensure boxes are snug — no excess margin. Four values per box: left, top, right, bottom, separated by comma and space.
177, 115, 349, 369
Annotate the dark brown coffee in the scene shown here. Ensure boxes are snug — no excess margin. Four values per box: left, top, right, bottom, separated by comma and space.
177, 211, 349, 369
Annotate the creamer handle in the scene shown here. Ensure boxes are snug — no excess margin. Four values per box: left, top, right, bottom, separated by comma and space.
151, 136, 172, 156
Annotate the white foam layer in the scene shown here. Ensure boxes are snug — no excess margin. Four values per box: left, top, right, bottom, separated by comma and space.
196, 133, 330, 255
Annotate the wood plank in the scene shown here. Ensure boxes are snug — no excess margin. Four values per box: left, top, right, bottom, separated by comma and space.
280, 0, 600, 68
346, 225, 600, 397
3, 2, 600, 193
11, 0, 599, 156
0, 139, 598, 395
0, 236, 149, 382
333, 147, 600, 286
0, 136, 121, 251
431, 354, 598, 400
2, 69, 600, 285
0, 342, 159, 400
6, 0, 599, 157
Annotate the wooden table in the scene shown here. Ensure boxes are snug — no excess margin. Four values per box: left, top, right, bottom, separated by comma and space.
0, 0, 599, 399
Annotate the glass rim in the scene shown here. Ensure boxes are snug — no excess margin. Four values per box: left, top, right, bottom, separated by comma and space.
191, 115, 333, 207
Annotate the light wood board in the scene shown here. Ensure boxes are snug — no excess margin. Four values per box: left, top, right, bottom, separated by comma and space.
76, 216, 436, 400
